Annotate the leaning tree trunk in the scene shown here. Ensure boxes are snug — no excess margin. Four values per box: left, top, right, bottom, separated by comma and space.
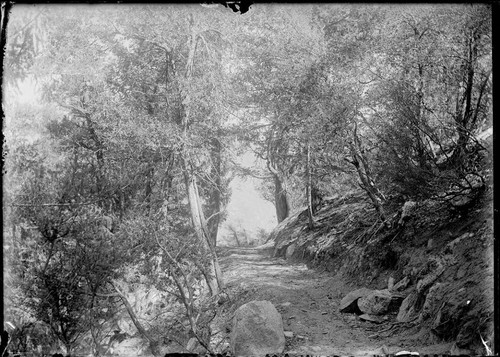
232, 231, 241, 247
157, 242, 212, 352
182, 157, 224, 296
112, 282, 160, 356
207, 136, 223, 246
176, 14, 224, 296
348, 125, 387, 225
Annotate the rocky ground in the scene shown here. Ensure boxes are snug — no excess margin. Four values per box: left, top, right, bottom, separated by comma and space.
217, 245, 466, 356
252, 137, 495, 356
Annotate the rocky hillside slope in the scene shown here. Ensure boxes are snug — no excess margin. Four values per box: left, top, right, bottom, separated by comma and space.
268, 141, 494, 354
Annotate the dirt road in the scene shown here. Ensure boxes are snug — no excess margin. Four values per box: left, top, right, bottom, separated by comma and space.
219, 245, 453, 356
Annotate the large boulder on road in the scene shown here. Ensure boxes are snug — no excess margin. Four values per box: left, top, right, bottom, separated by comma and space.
230, 300, 285, 356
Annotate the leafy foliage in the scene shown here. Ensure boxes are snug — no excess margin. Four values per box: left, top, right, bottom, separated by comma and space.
3, 3, 492, 355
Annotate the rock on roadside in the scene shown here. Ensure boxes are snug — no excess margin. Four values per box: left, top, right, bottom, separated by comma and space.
339, 288, 373, 313
358, 289, 393, 315
230, 300, 285, 357
286, 243, 296, 259
397, 292, 418, 322
391, 276, 410, 292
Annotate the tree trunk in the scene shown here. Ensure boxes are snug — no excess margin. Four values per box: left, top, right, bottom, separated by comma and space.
273, 173, 290, 223
82, 114, 105, 199
448, 29, 490, 170
64, 342, 72, 356
305, 144, 315, 229
267, 159, 289, 224
232, 231, 241, 246
156, 238, 212, 352
207, 136, 222, 246
175, 13, 223, 296
348, 125, 387, 224
243, 228, 249, 246
311, 184, 322, 214
112, 282, 160, 356
182, 157, 224, 295
348, 145, 387, 223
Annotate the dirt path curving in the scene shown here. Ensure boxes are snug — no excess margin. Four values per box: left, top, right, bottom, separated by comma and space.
219, 245, 453, 356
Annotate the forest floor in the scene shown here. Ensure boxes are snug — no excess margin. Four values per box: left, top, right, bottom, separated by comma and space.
218, 245, 455, 356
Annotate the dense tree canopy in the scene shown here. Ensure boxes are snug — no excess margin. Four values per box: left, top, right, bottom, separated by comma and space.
3, 4, 491, 356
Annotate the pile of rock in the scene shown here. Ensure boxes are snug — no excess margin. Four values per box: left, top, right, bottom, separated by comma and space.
339, 276, 409, 323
